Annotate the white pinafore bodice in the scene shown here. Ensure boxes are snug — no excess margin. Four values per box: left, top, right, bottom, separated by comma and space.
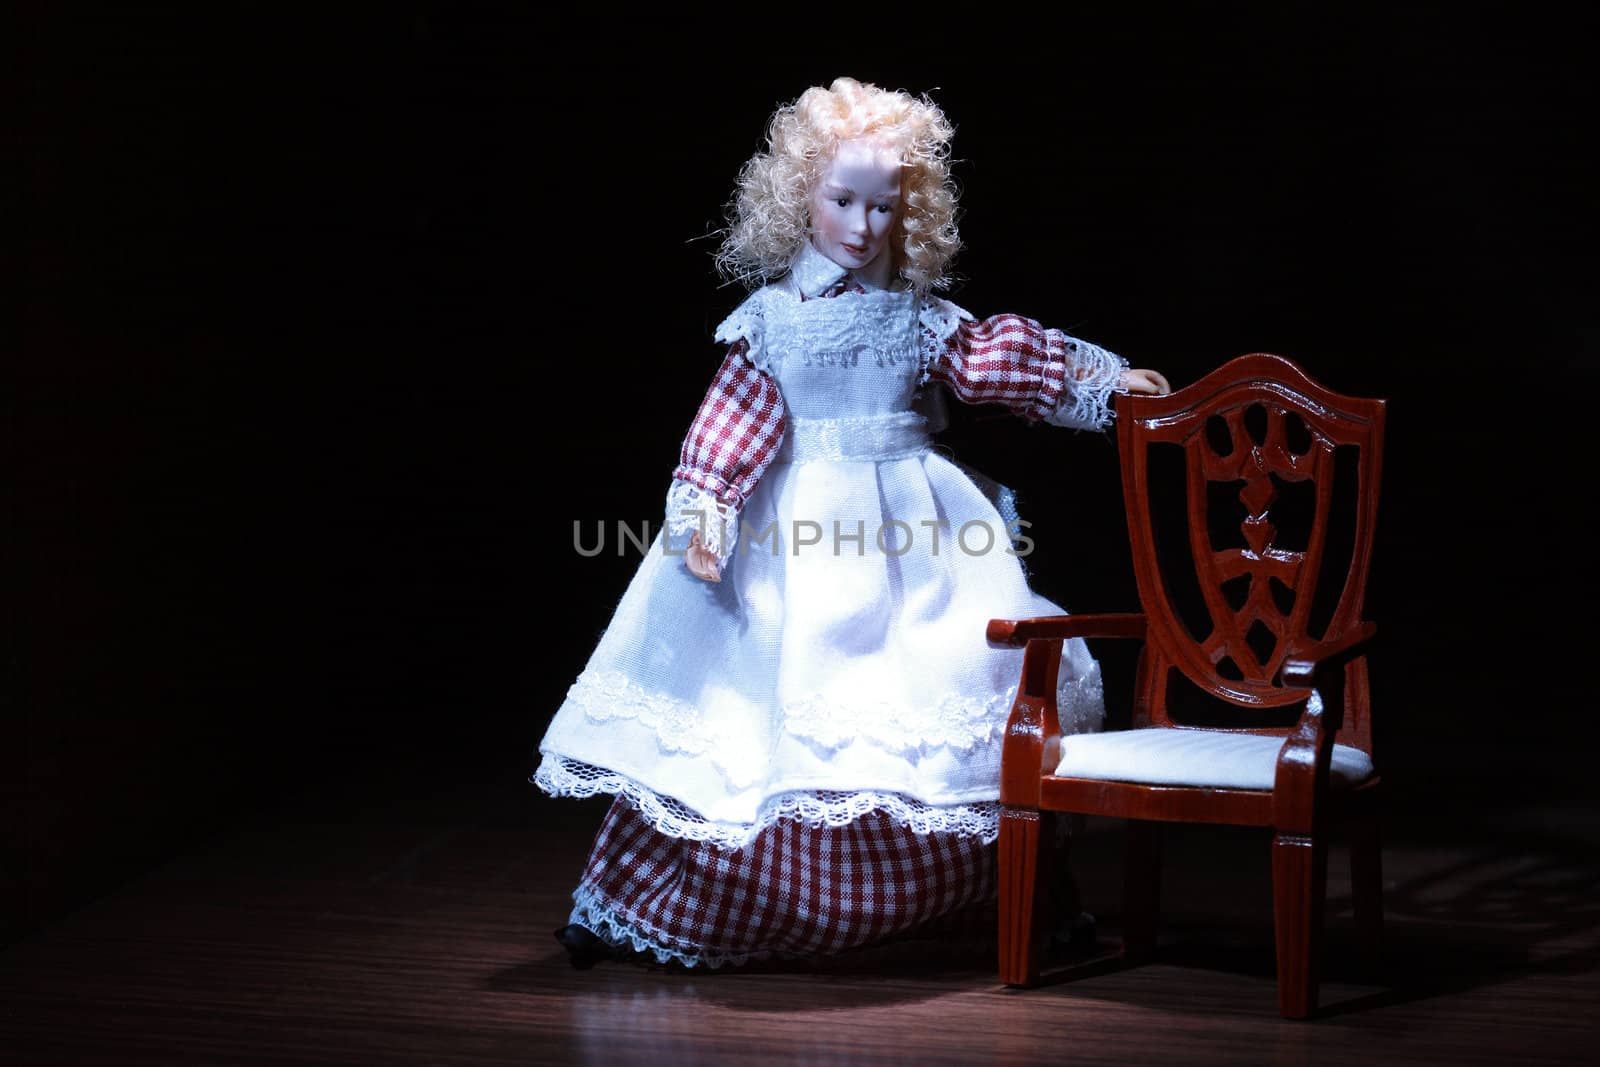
764, 286, 936, 468
762, 286, 922, 417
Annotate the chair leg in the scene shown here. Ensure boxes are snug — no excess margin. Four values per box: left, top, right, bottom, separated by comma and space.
1271, 830, 1328, 1019
998, 806, 1054, 986
1348, 809, 1384, 967
1122, 819, 1161, 960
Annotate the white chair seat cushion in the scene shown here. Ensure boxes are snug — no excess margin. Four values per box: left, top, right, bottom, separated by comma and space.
1054, 728, 1375, 790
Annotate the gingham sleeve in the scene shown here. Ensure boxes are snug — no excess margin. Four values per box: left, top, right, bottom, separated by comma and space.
922, 306, 1129, 432
665, 338, 787, 564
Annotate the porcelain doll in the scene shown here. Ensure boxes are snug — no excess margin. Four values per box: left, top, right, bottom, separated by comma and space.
535, 77, 1171, 969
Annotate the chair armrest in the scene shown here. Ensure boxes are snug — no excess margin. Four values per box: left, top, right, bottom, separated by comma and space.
1281, 622, 1377, 690
996, 615, 1147, 807
1274, 622, 1376, 832
987, 613, 1148, 648
1273, 695, 1332, 833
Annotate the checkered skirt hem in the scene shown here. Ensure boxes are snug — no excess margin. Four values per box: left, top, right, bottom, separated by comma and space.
571, 797, 997, 968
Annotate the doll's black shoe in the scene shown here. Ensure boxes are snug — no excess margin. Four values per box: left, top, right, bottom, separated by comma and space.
554, 923, 616, 970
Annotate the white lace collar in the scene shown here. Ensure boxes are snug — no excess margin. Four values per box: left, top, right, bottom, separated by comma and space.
787, 240, 900, 298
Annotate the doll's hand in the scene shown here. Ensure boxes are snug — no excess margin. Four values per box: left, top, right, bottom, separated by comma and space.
1119, 368, 1173, 396
686, 530, 722, 583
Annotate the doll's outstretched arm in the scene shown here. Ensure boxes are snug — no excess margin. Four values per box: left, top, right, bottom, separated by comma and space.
920, 301, 1169, 430
667, 338, 787, 582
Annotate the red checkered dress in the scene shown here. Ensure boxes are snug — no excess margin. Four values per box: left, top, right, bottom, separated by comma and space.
673, 280, 1105, 524
571, 798, 996, 968
560, 282, 1115, 967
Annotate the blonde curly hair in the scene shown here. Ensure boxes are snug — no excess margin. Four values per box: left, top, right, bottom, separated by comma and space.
714, 77, 961, 294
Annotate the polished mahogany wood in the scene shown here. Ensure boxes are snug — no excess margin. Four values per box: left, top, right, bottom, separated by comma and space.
1272, 831, 1329, 1018
997, 807, 1053, 986
990, 353, 1387, 1019
1037, 775, 1381, 827
1118, 354, 1386, 742
986, 613, 1149, 647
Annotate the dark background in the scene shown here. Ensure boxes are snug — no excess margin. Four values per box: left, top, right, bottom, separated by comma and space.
11, 4, 1596, 944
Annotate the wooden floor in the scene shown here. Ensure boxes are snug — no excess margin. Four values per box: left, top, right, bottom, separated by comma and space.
3, 752, 1597, 1066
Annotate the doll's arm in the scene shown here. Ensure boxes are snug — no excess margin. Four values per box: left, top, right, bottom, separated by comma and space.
921, 299, 1169, 428
666, 338, 787, 580
921, 307, 1133, 431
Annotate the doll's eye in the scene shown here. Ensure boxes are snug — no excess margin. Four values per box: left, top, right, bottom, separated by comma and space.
835, 197, 850, 208
875, 203, 893, 213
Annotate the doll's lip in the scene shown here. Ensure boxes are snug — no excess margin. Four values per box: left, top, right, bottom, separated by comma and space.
842, 242, 868, 255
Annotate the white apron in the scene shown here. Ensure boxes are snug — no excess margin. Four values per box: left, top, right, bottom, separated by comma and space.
535, 282, 1103, 847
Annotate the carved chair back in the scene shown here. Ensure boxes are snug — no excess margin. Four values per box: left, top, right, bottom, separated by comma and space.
1116, 353, 1386, 754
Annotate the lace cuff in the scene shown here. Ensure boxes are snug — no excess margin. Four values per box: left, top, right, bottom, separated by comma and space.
665, 480, 740, 565
1044, 333, 1129, 431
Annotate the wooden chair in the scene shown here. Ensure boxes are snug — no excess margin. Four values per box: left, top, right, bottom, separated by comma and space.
989, 352, 1385, 1018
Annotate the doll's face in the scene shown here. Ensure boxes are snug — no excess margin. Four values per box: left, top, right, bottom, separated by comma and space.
808, 137, 902, 286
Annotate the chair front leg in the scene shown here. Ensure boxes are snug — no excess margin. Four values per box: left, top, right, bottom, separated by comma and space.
1271, 829, 1329, 1019
999, 806, 1055, 986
